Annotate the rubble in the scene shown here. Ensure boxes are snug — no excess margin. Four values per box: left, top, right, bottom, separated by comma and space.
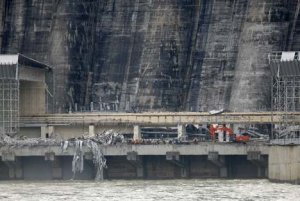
70, 129, 124, 181
0, 134, 61, 148
0, 129, 125, 181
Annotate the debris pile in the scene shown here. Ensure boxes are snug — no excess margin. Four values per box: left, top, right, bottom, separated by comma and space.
70, 130, 124, 180
92, 129, 125, 145
0, 129, 124, 181
0, 134, 61, 148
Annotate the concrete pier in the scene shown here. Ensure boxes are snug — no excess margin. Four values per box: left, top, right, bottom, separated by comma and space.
0, 143, 269, 180
269, 145, 300, 184
177, 125, 186, 138
133, 125, 141, 140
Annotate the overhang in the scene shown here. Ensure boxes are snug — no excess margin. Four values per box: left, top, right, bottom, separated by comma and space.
270, 60, 300, 77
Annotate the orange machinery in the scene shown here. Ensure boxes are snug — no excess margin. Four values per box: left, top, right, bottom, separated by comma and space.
209, 124, 234, 140
209, 124, 250, 142
235, 128, 251, 142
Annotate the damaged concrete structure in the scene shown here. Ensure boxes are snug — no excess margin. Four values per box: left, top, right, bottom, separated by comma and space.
0, 0, 299, 184
0, 142, 269, 180
0, 0, 297, 113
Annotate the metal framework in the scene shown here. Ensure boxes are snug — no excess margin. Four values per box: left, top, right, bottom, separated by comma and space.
0, 54, 52, 136
269, 53, 300, 139
272, 76, 300, 139
0, 79, 19, 135
272, 76, 300, 112
0, 62, 19, 135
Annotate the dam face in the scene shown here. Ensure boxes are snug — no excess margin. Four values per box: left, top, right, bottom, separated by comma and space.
0, 0, 300, 185
0, 0, 295, 112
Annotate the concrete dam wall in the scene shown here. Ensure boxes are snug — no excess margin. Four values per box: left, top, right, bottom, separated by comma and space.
0, 0, 296, 112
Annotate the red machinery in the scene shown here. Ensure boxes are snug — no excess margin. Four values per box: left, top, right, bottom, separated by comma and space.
209, 124, 234, 140
209, 124, 250, 143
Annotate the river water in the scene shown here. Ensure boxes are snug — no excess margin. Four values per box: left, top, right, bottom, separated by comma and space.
0, 179, 298, 201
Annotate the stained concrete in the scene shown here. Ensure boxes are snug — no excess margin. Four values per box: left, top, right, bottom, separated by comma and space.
0, 160, 9, 180
269, 145, 300, 184
0, 0, 296, 112
23, 157, 52, 180
0, 152, 269, 180
144, 156, 181, 179
227, 156, 261, 178
189, 156, 219, 178
106, 156, 137, 179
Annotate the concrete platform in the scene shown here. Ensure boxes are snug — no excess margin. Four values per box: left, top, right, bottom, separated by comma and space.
0, 142, 269, 157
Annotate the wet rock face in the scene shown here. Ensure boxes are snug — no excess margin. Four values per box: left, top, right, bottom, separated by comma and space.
0, 0, 294, 112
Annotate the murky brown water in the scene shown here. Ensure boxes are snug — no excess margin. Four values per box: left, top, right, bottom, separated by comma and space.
0, 179, 298, 201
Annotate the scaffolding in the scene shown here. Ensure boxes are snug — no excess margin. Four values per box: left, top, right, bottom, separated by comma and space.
0, 54, 52, 136
272, 75, 300, 112
0, 75, 19, 135
269, 53, 300, 139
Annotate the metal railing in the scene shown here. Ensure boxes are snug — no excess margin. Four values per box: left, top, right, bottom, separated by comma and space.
270, 138, 300, 145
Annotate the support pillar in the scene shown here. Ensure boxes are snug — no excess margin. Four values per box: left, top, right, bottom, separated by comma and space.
45, 152, 62, 179
41, 125, 55, 139
48, 126, 55, 137
133, 125, 141, 141
2, 152, 23, 179
127, 151, 144, 178
247, 151, 267, 178
89, 124, 95, 137
177, 124, 186, 139
208, 152, 228, 178
41, 126, 47, 139
166, 151, 188, 178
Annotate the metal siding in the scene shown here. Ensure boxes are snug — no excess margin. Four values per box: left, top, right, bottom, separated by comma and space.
0, 55, 18, 65
270, 61, 300, 77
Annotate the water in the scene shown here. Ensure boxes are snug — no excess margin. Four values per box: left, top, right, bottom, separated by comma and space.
0, 179, 298, 201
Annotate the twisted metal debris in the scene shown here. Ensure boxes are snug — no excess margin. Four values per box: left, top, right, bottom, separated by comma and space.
87, 140, 107, 180
0, 134, 61, 148
0, 129, 124, 181
72, 140, 84, 177
70, 130, 125, 181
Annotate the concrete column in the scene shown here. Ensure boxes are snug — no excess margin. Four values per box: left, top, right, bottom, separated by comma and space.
247, 151, 267, 178
89, 124, 95, 137
177, 124, 186, 139
45, 152, 62, 179
41, 126, 47, 139
133, 125, 141, 140
4, 157, 23, 179
7, 161, 23, 179
48, 126, 55, 137
208, 152, 228, 178
127, 151, 144, 178
166, 152, 188, 178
